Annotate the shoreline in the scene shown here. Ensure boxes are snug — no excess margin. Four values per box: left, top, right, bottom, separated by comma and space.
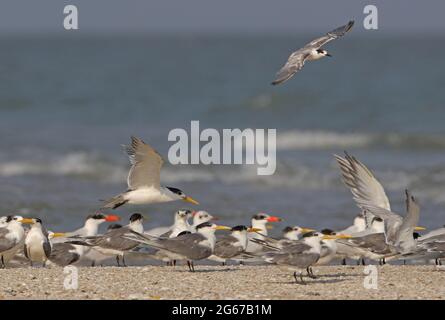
0, 265, 444, 300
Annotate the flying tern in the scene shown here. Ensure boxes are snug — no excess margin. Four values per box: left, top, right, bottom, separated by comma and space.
272, 20, 354, 85
101, 136, 199, 209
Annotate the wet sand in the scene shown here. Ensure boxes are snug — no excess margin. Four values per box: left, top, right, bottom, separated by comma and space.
0, 265, 444, 300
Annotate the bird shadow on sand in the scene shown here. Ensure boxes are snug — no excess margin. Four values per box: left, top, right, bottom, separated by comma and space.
172, 268, 237, 273
267, 277, 347, 285
315, 272, 363, 278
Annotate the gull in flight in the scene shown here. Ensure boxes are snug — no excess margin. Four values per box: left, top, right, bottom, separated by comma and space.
271, 20, 354, 85
101, 136, 199, 209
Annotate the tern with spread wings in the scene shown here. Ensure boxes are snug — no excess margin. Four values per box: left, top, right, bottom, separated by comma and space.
272, 20, 354, 85
101, 137, 199, 209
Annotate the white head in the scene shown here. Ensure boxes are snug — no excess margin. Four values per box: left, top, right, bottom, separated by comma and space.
128, 213, 144, 233
251, 213, 282, 234
195, 222, 231, 249
84, 213, 120, 235
174, 209, 192, 223
370, 217, 385, 233
282, 226, 315, 240
316, 49, 332, 57
192, 210, 215, 226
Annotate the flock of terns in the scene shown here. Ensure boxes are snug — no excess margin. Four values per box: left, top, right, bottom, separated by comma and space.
1, 20, 444, 284
1, 139, 444, 284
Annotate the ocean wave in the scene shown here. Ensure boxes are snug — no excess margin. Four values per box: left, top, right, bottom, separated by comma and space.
276, 131, 445, 150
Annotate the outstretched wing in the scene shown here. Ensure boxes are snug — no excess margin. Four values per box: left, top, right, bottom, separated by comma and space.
304, 20, 354, 49
271, 50, 310, 85
335, 152, 391, 211
125, 136, 164, 189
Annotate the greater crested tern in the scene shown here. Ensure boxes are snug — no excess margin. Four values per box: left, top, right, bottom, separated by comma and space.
261, 231, 344, 284
282, 226, 316, 241
316, 229, 352, 266
24, 218, 64, 267
209, 225, 262, 265
101, 136, 199, 209
0, 216, 34, 268
68, 213, 145, 267
124, 222, 231, 272
271, 20, 354, 85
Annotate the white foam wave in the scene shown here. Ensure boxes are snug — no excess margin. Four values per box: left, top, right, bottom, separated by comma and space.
276, 130, 374, 150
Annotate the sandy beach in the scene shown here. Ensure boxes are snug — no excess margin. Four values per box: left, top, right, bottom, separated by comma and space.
0, 265, 444, 300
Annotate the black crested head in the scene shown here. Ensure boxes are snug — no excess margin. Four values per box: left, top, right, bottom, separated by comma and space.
231, 225, 248, 232
35, 218, 42, 224
252, 213, 267, 220
321, 229, 335, 235
195, 221, 213, 230
129, 213, 143, 222
302, 231, 318, 238
413, 232, 421, 239
166, 186, 183, 195
6, 215, 14, 223
177, 231, 192, 237
282, 226, 294, 233
87, 213, 106, 220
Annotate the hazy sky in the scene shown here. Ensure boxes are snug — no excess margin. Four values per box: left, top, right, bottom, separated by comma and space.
0, 0, 444, 34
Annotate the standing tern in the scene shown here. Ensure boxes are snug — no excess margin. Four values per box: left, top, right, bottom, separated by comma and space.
261, 231, 344, 284
271, 20, 354, 85
101, 136, 199, 209
124, 222, 231, 272
68, 213, 145, 267
24, 218, 64, 267
48, 213, 120, 266
210, 225, 262, 265
0, 216, 34, 268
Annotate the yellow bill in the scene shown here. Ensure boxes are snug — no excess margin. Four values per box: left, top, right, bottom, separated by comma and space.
183, 196, 199, 205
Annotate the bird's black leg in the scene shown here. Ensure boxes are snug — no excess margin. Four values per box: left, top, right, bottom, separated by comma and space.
173, 260, 177, 267
435, 258, 440, 266
122, 256, 127, 267
222, 262, 226, 266
341, 258, 347, 266
0, 255, 5, 269
361, 258, 366, 266
293, 271, 299, 283
403, 259, 406, 265
116, 256, 121, 267
299, 273, 307, 285
187, 260, 192, 272
91, 261, 95, 267
307, 266, 317, 279
382, 258, 386, 265
191, 261, 195, 272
